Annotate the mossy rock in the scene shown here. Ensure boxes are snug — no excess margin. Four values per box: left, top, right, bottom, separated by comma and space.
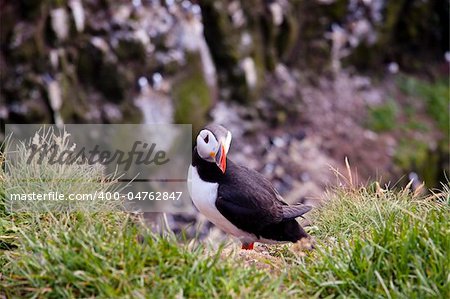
114, 36, 147, 64
19, 0, 47, 20
76, 40, 103, 85
324, 0, 349, 21
76, 40, 131, 103
120, 101, 143, 124
201, 0, 262, 103
51, 48, 91, 123
171, 52, 213, 135
9, 23, 46, 65
348, 0, 448, 71
98, 63, 130, 102
201, 1, 241, 68
276, 12, 299, 63
292, 0, 348, 72
0, 3, 18, 47
58, 74, 88, 122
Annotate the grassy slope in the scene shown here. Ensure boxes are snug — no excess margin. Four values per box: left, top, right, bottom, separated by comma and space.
1, 133, 449, 298
290, 187, 449, 298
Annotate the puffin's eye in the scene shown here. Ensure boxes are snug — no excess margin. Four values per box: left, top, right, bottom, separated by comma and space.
204, 134, 209, 143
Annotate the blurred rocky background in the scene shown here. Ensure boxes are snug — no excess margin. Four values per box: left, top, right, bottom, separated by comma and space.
1, 0, 449, 217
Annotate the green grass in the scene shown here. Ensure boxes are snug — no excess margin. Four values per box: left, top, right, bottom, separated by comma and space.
309, 186, 433, 240
292, 208, 449, 298
291, 186, 450, 298
1, 212, 283, 298
1, 129, 449, 298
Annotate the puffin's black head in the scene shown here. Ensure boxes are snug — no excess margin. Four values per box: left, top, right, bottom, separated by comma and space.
196, 124, 232, 173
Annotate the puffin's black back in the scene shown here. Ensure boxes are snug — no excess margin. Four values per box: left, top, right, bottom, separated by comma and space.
216, 162, 309, 242
193, 147, 309, 242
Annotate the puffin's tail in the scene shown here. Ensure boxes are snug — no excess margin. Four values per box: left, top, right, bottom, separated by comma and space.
282, 204, 312, 220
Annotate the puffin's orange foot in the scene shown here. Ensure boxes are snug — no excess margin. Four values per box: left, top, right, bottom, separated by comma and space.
241, 243, 254, 250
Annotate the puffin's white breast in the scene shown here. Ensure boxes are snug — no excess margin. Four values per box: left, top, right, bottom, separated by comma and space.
187, 165, 255, 242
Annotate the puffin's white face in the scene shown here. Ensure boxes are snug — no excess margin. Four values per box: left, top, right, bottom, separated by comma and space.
196, 129, 232, 172
197, 129, 219, 162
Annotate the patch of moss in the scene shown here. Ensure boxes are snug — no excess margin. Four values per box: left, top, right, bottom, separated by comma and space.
172, 53, 212, 135
390, 75, 449, 188
404, 120, 429, 132
367, 100, 398, 132
394, 138, 439, 188
397, 76, 449, 141
418, 80, 449, 137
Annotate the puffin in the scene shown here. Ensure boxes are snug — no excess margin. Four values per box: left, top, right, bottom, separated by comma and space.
188, 124, 312, 250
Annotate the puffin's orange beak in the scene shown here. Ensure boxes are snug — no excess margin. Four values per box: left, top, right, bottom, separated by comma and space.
214, 143, 227, 173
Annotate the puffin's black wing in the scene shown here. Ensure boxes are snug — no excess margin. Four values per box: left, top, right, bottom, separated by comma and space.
272, 189, 312, 219
215, 163, 286, 236
281, 204, 312, 220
